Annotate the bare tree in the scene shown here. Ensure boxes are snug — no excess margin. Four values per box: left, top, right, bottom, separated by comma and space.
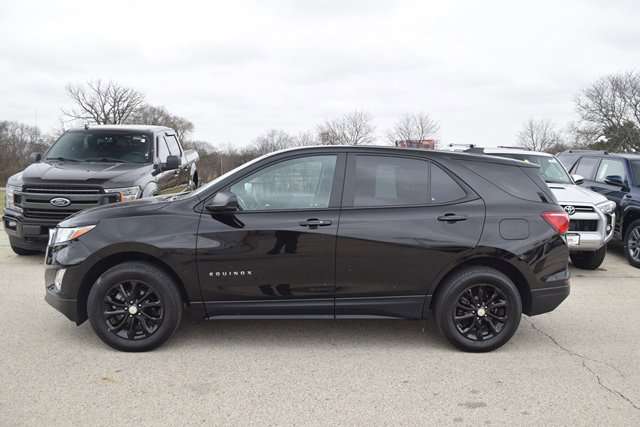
63, 80, 145, 125
517, 119, 563, 152
317, 110, 375, 145
253, 129, 295, 155
575, 72, 640, 151
128, 104, 194, 142
386, 113, 439, 145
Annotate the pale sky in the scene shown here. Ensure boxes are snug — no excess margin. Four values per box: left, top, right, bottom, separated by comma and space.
1, 0, 639, 148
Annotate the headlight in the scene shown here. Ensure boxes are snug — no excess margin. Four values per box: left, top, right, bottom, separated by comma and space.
105, 186, 141, 202
50, 225, 96, 246
597, 200, 616, 214
5, 184, 20, 210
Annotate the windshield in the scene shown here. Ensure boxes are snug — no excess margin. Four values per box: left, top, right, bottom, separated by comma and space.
631, 160, 640, 186
495, 153, 573, 184
46, 131, 152, 163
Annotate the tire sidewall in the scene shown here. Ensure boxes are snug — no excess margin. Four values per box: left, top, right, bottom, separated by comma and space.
624, 220, 640, 268
436, 269, 522, 352
569, 245, 606, 270
87, 262, 182, 352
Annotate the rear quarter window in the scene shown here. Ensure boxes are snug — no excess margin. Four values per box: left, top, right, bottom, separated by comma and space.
462, 161, 553, 203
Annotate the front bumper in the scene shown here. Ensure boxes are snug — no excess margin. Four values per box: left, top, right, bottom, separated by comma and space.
45, 287, 78, 322
3, 210, 57, 251
564, 208, 615, 252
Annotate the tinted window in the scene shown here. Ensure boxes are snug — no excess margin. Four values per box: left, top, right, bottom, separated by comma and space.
595, 159, 626, 183
574, 157, 599, 179
157, 136, 170, 163
631, 160, 640, 186
463, 161, 548, 203
230, 155, 336, 210
346, 155, 429, 207
431, 163, 466, 203
46, 131, 152, 163
165, 135, 181, 156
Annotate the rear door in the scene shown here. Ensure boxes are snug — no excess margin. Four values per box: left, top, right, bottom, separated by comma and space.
334, 153, 485, 319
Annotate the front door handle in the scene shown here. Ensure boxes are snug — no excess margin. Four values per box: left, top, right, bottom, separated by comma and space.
437, 213, 467, 223
299, 218, 332, 229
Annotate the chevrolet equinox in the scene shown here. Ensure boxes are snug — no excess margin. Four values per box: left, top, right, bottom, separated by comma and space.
45, 146, 571, 352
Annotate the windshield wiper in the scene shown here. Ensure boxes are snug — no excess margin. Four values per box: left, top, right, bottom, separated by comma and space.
45, 156, 79, 162
85, 157, 126, 163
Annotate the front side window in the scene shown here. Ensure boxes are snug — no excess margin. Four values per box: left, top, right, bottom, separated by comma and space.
345, 155, 429, 207
229, 155, 337, 211
574, 157, 600, 179
157, 136, 170, 163
46, 131, 152, 163
596, 159, 626, 183
165, 135, 181, 156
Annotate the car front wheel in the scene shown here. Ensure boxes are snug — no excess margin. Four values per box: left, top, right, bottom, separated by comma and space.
570, 246, 606, 270
87, 261, 183, 352
434, 267, 522, 352
624, 219, 640, 268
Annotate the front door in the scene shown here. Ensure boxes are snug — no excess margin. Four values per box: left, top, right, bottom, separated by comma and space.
334, 154, 484, 319
196, 153, 344, 317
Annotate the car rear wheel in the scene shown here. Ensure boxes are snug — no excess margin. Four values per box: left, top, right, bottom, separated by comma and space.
434, 267, 522, 352
624, 220, 640, 268
570, 246, 606, 270
87, 261, 183, 352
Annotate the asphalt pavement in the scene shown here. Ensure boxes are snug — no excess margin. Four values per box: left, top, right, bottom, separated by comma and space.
0, 230, 639, 426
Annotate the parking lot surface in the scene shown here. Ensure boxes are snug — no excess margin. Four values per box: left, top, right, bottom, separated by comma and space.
0, 231, 639, 426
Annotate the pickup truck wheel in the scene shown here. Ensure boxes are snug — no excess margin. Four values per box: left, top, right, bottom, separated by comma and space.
87, 262, 183, 352
570, 246, 606, 270
624, 220, 640, 268
434, 267, 522, 352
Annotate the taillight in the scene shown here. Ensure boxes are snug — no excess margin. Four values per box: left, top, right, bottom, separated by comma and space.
542, 211, 570, 234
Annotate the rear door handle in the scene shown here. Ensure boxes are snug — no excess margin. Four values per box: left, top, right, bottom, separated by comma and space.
437, 213, 467, 223
299, 218, 332, 229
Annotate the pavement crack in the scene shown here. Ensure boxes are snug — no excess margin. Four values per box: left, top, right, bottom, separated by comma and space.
526, 319, 639, 411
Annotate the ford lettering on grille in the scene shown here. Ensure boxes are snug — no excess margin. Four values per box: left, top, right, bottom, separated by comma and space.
49, 197, 71, 207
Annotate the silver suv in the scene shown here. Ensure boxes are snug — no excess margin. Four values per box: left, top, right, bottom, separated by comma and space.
476, 148, 616, 269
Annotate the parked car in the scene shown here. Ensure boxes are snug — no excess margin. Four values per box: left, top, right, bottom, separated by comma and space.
557, 150, 640, 268
467, 147, 615, 269
44, 146, 570, 352
3, 125, 199, 255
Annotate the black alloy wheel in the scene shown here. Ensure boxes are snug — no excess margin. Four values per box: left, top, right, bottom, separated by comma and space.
453, 284, 508, 341
434, 266, 522, 352
88, 261, 183, 352
103, 281, 164, 340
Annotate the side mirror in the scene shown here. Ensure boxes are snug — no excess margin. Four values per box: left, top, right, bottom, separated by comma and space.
205, 191, 240, 213
572, 174, 584, 185
604, 175, 625, 188
30, 152, 42, 163
163, 155, 180, 171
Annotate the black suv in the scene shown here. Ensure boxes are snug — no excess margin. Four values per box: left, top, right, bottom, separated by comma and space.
557, 150, 640, 267
45, 146, 570, 352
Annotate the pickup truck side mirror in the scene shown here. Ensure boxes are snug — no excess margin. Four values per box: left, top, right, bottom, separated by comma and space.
163, 155, 180, 171
571, 174, 584, 185
30, 152, 42, 163
205, 191, 240, 213
604, 175, 626, 188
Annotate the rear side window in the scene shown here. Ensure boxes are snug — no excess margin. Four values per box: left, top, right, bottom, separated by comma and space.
346, 155, 429, 207
463, 161, 551, 203
574, 157, 600, 179
631, 160, 640, 185
431, 163, 466, 203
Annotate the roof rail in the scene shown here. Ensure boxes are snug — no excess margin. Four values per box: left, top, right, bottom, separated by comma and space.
497, 145, 530, 150
564, 149, 609, 155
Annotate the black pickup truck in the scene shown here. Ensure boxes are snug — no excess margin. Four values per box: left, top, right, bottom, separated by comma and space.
3, 125, 199, 255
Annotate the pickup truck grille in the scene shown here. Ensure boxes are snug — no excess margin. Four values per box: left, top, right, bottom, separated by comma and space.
18, 185, 114, 222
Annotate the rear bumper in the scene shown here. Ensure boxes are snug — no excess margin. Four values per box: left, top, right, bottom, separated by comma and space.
527, 272, 570, 316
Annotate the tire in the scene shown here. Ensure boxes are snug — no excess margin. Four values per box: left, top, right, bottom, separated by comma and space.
87, 261, 183, 352
624, 219, 640, 268
434, 267, 522, 352
570, 246, 606, 270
